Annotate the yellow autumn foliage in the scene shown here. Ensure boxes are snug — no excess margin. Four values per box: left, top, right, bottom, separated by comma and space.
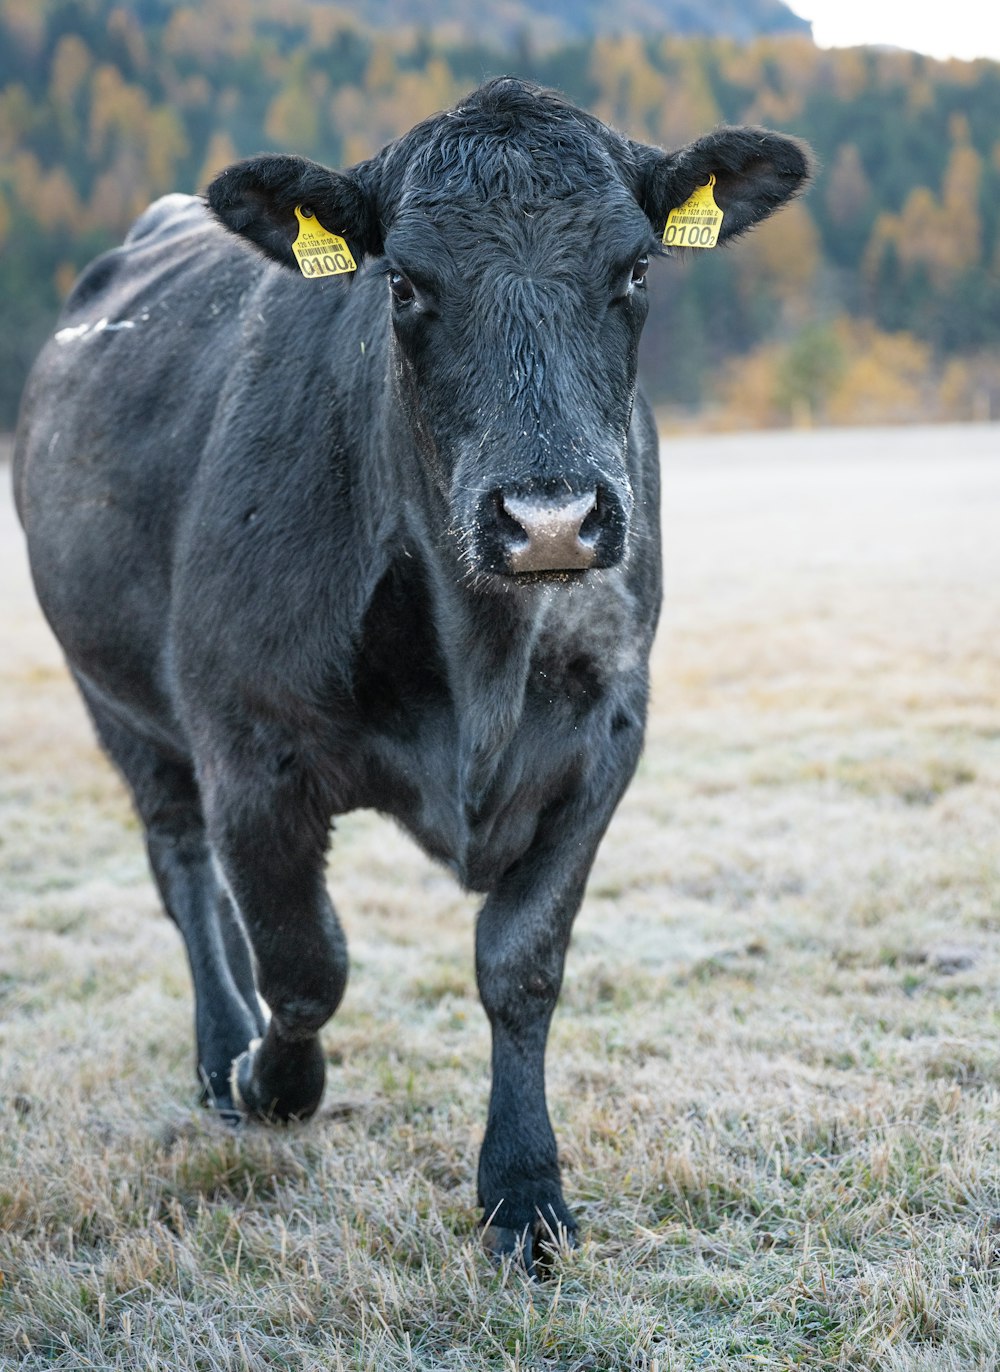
865, 138, 982, 289
824, 143, 871, 227
264, 84, 319, 150
736, 201, 820, 313
196, 131, 240, 192
50, 35, 91, 110
825, 322, 931, 425
709, 319, 974, 429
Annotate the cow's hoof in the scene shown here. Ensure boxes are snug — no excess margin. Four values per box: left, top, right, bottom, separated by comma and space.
229, 1038, 267, 1118
209, 1092, 245, 1127
201, 1091, 244, 1128
228, 1036, 325, 1122
482, 1212, 578, 1280
198, 1069, 247, 1126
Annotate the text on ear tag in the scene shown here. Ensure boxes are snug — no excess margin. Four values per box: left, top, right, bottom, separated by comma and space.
663, 174, 724, 249
291, 205, 357, 278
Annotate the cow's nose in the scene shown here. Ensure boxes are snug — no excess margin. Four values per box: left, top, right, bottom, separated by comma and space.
500, 491, 599, 573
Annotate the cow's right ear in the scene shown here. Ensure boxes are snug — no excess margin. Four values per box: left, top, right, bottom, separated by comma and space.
206, 155, 383, 271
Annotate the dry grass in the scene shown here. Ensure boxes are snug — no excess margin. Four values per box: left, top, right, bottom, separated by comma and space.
2, 425, 999, 1370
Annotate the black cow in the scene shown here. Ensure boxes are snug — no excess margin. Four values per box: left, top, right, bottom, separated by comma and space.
13, 79, 809, 1273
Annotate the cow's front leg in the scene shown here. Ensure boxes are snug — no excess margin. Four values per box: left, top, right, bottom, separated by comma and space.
204, 767, 346, 1123
476, 872, 583, 1274
475, 764, 637, 1276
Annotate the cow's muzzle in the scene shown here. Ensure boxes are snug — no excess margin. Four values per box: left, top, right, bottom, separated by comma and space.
479, 484, 628, 577
501, 491, 598, 573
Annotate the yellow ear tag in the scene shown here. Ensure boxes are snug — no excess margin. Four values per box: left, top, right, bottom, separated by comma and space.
291, 205, 357, 278
663, 174, 724, 249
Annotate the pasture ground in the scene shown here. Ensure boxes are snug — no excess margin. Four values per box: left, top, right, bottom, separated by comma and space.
1, 425, 999, 1370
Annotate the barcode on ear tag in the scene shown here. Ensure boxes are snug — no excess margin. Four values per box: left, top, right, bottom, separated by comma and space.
291, 205, 357, 278
663, 174, 724, 249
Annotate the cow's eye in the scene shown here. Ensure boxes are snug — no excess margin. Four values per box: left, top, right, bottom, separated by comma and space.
389, 272, 415, 305
630, 255, 649, 287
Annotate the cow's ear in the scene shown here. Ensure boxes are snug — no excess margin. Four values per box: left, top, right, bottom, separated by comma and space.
634, 127, 813, 245
206, 154, 383, 271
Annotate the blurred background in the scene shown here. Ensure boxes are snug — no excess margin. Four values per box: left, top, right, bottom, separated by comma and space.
1, 0, 999, 432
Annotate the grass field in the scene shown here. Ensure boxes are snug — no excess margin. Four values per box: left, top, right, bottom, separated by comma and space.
2, 425, 999, 1370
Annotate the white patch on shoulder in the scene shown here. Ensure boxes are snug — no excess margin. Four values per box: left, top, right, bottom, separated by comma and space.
54, 317, 137, 345
53, 322, 92, 344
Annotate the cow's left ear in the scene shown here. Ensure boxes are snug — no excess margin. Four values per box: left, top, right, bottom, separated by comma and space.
633, 127, 813, 244
206, 154, 383, 271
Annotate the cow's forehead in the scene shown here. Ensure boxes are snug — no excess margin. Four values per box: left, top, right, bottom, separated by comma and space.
386, 186, 650, 282
400, 125, 623, 203
381, 86, 640, 207
378, 86, 652, 283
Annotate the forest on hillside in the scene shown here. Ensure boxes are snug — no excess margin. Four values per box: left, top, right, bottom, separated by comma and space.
2, 0, 1000, 427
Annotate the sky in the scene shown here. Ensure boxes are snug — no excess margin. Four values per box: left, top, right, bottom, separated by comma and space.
788, 0, 1000, 62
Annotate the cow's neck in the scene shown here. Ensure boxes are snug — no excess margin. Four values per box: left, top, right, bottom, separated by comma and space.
425, 549, 542, 808
365, 410, 533, 805
371, 400, 548, 806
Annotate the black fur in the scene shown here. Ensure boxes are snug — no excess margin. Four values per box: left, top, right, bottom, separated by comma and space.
13, 79, 810, 1274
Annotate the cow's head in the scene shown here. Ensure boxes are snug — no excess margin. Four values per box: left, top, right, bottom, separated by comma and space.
208, 79, 811, 584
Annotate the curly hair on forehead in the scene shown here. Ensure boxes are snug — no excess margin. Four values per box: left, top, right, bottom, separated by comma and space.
377, 76, 640, 207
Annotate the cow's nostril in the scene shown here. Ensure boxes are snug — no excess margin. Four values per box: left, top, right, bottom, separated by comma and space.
500, 491, 599, 574
579, 488, 603, 542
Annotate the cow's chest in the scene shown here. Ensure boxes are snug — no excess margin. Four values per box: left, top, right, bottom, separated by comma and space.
355, 675, 601, 892
347, 561, 618, 892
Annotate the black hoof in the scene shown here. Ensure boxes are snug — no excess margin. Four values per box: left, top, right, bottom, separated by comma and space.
482, 1210, 578, 1280
229, 1035, 325, 1122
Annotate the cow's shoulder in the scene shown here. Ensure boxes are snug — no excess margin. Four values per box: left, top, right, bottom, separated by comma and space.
61, 195, 213, 318
125, 192, 204, 247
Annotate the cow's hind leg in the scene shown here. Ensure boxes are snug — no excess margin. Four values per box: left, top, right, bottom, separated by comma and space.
77, 679, 265, 1114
